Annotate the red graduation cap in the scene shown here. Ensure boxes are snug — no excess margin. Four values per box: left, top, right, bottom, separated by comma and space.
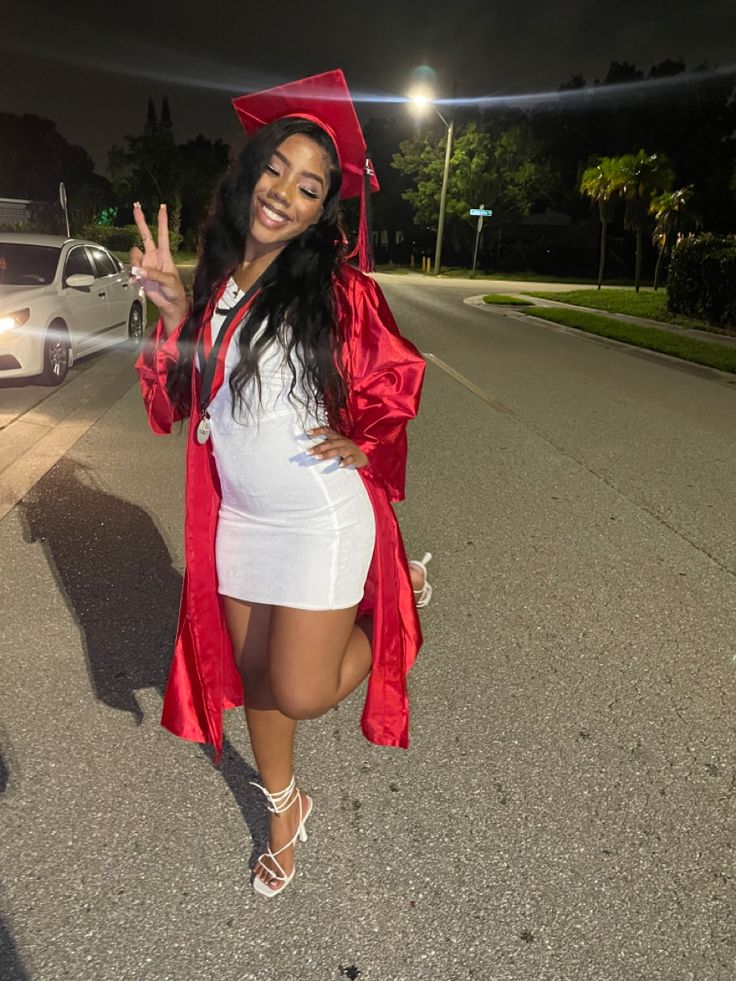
232, 69, 378, 271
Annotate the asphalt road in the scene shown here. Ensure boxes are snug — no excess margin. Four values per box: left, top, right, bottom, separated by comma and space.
1, 276, 734, 981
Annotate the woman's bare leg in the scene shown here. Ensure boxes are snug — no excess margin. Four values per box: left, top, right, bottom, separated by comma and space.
221, 596, 304, 891
334, 614, 373, 703
268, 605, 377, 720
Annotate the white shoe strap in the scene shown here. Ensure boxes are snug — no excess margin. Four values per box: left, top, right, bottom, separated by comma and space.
409, 552, 432, 577
250, 775, 297, 814
257, 849, 288, 883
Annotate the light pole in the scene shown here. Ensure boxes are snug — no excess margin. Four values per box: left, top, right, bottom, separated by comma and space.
434, 114, 454, 275
410, 94, 454, 275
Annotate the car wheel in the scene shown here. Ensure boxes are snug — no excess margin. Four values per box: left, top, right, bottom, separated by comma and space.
128, 302, 144, 342
40, 324, 70, 386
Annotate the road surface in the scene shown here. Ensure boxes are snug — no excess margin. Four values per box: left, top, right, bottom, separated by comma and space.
1, 275, 734, 980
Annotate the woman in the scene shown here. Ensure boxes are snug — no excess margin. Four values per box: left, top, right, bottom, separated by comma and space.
132, 70, 431, 897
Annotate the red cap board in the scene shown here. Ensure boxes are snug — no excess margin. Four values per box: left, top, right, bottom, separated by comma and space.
232, 69, 378, 270
232, 69, 379, 200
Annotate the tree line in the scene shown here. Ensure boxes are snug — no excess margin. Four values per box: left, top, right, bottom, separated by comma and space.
579, 152, 698, 292
384, 60, 735, 277
1, 58, 734, 278
0, 100, 229, 251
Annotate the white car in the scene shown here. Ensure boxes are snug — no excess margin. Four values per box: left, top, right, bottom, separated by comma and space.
0, 233, 146, 385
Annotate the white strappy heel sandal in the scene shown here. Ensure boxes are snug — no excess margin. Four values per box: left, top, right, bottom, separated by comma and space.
409, 551, 433, 608
249, 775, 313, 897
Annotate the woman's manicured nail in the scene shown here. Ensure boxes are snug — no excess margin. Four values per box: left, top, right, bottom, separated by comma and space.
131, 265, 143, 277
133, 201, 141, 209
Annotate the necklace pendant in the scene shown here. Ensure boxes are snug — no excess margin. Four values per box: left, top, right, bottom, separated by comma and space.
195, 412, 211, 445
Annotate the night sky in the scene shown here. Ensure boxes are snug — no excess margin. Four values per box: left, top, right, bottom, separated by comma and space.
3, 0, 736, 170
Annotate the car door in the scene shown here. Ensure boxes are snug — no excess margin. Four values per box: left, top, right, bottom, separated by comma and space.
62, 245, 111, 354
87, 246, 130, 341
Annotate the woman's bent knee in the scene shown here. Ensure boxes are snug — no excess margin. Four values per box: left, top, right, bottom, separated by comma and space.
273, 688, 335, 721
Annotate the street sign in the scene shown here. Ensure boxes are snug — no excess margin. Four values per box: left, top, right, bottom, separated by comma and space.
470, 205, 493, 274
59, 181, 70, 237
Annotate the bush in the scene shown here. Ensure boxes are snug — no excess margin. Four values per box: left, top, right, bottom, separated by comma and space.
668, 233, 736, 328
78, 223, 183, 254
0, 220, 47, 234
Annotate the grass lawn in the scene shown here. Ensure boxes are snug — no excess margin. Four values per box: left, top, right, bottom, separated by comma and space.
145, 299, 160, 327
435, 267, 609, 282
375, 265, 635, 285
482, 294, 534, 306
525, 288, 721, 333
525, 307, 736, 375
373, 263, 410, 274
472, 271, 634, 285
112, 249, 199, 266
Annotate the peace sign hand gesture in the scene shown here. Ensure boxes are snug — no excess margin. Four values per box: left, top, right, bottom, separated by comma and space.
130, 202, 189, 335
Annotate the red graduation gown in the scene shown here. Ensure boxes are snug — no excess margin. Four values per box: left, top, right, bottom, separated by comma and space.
135, 262, 425, 761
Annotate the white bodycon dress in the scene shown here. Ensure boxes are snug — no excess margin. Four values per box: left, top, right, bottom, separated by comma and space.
209, 278, 376, 610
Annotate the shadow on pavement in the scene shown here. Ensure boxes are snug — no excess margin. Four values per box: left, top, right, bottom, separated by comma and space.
0, 749, 8, 796
0, 918, 29, 981
18, 457, 265, 854
0, 731, 29, 981
21, 456, 177, 720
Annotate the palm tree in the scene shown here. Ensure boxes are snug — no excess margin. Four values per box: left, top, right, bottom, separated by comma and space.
609, 150, 674, 292
649, 186, 698, 290
580, 157, 618, 290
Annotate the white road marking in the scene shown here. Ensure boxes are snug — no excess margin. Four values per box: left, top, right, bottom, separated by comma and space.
423, 352, 513, 416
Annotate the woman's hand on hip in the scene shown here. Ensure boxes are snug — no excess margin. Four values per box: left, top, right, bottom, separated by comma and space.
306, 427, 368, 469
130, 203, 188, 335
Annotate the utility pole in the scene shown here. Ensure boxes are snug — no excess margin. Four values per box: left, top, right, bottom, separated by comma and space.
59, 182, 70, 237
434, 117, 454, 275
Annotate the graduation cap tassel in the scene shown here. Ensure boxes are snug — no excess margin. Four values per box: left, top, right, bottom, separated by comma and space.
348, 157, 374, 273
359, 157, 375, 273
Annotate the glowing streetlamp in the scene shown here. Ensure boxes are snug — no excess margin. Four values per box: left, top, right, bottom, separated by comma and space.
409, 90, 454, 275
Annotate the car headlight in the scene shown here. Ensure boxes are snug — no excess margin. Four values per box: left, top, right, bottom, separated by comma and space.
0, 308, 31, 336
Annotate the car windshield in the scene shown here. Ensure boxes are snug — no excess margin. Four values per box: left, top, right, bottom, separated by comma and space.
0, 244, 60, 286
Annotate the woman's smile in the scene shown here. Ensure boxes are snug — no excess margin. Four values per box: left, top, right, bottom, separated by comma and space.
256, 199, 291, 228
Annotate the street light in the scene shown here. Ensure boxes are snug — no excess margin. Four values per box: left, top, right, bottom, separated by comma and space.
409, 91, 454, 275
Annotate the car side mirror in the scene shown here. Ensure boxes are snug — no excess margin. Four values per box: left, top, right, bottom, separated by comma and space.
66, 273, 95, 288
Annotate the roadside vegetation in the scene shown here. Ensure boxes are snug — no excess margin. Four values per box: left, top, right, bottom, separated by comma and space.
375, 266, 637, 285
482, 295, 534, 306
524, 307, 736, 374
112, 249, 198, 266
524, 288, 719, 333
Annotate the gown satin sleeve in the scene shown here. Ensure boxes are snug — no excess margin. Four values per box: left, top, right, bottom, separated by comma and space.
135, 316, 189, 434
335, 271, 426, 502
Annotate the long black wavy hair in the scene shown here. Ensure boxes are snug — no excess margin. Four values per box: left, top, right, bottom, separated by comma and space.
166, 117, 349, 423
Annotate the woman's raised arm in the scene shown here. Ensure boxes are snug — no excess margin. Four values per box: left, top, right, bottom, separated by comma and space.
130, 203, 188, 336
